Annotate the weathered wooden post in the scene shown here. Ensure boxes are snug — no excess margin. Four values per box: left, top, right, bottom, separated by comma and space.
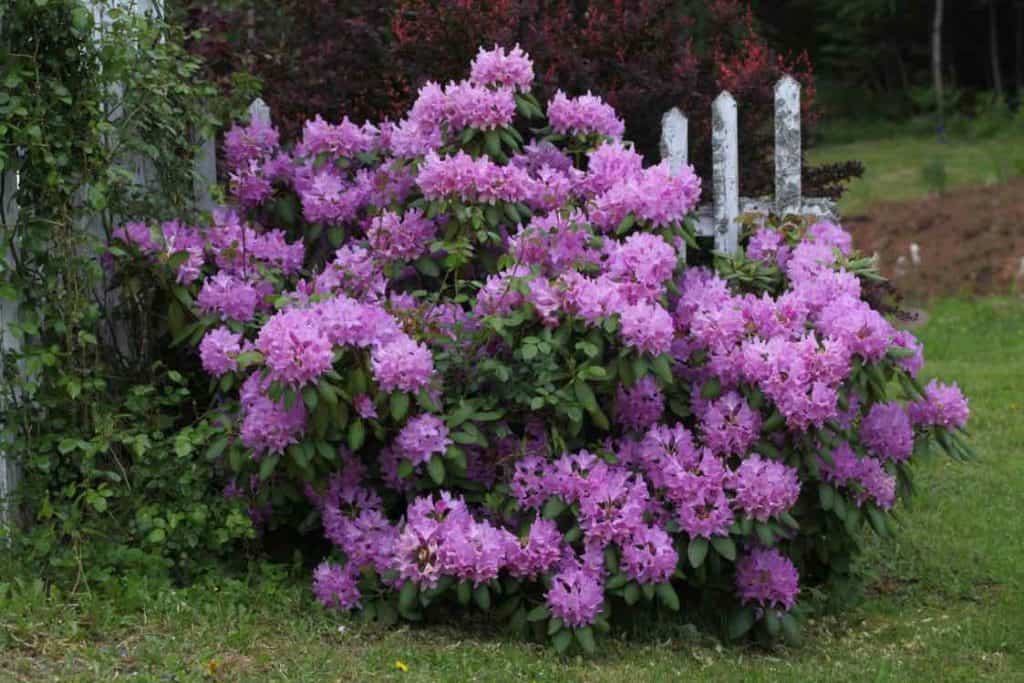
0, 170, 20, 529
774, 75, 802, 215
711, 92, 740, 254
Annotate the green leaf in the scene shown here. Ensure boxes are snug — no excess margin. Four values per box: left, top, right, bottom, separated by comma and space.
575, 626, 597, 655
302, 386, 318, 411
573, 380, 599, 413
818, 483, 835, 511
623, 583, 640, 605
390, 392, 410, 422
688, 537, 709, 568
651, 354, 673, 383
427, 455, 446, 485
347, 420, 366, 451
399, 581, 419, 612
710, 536, 736, 561
397, 459, 414, 479
457, 581, 472, 606
700, 377, 722, 400
485, 129, 502, 158
781, 613, 802, 645
259, 454, 280, 481
206, 436, 229, 461
236, 351, 264, 368
552, 629, 573, 654
526, 604, 549, 622
542, 496, 566, 520
656, 583, 680, 611
547, 617, 563, 636
473, 584, 491, 610
728, 606, 755, 639
764, 609, 781, 637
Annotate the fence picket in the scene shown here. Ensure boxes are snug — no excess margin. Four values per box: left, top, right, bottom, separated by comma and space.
659, 107, 689, 172
774, 75, 802, 214
0, 171, 20, 529
711, 91, 740, 255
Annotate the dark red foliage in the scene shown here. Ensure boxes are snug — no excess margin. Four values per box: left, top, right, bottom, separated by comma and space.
186, 0, 858, 197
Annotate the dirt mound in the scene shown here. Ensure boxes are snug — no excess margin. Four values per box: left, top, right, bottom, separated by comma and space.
844, 178, 1024, 300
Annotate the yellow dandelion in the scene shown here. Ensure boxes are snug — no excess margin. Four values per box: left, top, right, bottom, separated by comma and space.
394, 660, 409, 672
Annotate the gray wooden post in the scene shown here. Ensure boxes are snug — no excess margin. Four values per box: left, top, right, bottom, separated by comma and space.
711, 92, 739, 254
774, 76, 802, 215
659, 107, 688, 173
248, 98, 272, 127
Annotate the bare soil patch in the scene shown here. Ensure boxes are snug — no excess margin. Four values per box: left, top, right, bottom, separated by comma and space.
844, 178, 1024, 300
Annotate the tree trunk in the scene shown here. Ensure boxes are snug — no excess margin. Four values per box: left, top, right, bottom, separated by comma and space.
990, 1, 1004, 97
932, 0, 944, 122
1015, 2, 1023, 95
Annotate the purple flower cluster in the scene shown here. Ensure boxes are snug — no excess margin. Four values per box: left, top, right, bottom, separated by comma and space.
735, 547, 799, 612
547, 90, 625, 138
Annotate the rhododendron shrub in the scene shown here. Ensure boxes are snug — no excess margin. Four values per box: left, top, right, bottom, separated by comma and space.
112, 47, 972, 653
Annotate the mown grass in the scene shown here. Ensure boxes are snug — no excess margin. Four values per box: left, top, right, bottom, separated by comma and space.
807, 128, 1024, 215
2, 298, 1022, 682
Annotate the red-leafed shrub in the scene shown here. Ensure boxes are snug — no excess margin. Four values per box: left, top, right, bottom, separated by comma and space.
185, 0, 861, 196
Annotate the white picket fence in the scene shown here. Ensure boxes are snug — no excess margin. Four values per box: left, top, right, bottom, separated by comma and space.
659, 75, 837, 255
0, 71, 833, 527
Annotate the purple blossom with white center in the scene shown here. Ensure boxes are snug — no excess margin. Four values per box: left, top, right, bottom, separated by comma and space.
545, 564, 605, 628
547, 90, 625, 138
394, 414, 451, 466
470, 44, 534, 91
907, 380, 970, 430
735, 547, 799, 612
860, 402, 914, 462
620, 524, 678, 584
198, 327, 243, 377
729, 454, 801, 521
370, 336, 435, 393
615, 377, 665, 431
312, 561, 361, 610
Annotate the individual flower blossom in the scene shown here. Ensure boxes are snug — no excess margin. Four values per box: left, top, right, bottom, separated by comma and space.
224, 118, 279, 171
198, 327, 243, 377
698, 392, 762, 457
619, 302, 674, 355
239, 374, 307, 456
545, 564, 605, 628
729, 454, 801, 521
470, 44, 534, 91
735, 547, 799, 612
819, 442, 896, 509
547, 90, 625, 138
890, 329, 925, 377
443, 81, 516, 131
508, 518, 563, 579
394, 414, 451, 466
907, 380, 970, 430
371, 336, 435, 392
615, 377, 664, 431
860, 402, 914, 462
603, 232, 679, 294
353, 394, 377, 419
196, 273, 262, 322
113, 221, 160, 253
256, 307, 334, 387
312, 561, 361, 611
806, 220, 853, 255
510, 455, 555, 509
675, 485, 734, 539
367, 209, 437, 262
583, 141, 644, 195
746, 227, 789, 266
296, 114, 378, 158
620, 524, 678, 584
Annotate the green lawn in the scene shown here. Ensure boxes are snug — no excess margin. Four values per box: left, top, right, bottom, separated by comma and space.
2, 299, 1023, 682
807, 129, 1024, 215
